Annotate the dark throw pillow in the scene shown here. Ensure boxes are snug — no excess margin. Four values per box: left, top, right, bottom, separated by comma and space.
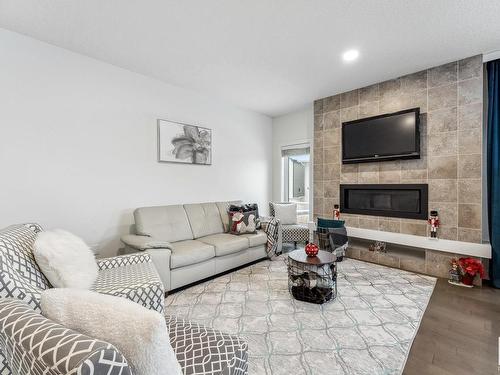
228, 210, 258, 235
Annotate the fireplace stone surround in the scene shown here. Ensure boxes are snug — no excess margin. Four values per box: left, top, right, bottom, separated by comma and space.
313, 55, 484, 244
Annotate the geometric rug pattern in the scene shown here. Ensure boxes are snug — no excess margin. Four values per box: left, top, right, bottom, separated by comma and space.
166, 255, 436, 375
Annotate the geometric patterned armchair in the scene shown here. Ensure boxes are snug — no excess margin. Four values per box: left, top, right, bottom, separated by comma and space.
267, 202, 310, 254
0, 223, 165, 375
0, 224, 249, 375
0, 298, 131, 375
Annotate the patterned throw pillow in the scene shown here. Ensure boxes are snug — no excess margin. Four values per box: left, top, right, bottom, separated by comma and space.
228, 204, 259, 234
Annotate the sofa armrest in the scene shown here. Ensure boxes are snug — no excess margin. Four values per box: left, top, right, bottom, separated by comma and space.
97, 252, 153, 270
121, 234, 173, 251
0, 299, 131, 375
146, 248, 172, 292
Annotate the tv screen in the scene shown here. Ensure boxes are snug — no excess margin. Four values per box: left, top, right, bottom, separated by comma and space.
342, 108, 420, 164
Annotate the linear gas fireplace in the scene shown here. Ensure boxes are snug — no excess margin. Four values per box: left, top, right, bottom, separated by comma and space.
340, 184, 428, 220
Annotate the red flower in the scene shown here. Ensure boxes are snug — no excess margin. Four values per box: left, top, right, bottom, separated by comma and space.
458, 257, 484, 278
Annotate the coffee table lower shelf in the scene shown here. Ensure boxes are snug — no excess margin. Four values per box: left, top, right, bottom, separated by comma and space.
287, 249, 337, 304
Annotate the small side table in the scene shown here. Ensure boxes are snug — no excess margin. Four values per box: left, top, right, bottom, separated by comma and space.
287, 249, 337, 304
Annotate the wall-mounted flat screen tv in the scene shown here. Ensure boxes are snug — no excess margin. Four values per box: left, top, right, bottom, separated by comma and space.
342, 108, 420, 164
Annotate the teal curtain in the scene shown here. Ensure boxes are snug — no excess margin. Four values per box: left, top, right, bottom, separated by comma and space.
487, 59, 500, 288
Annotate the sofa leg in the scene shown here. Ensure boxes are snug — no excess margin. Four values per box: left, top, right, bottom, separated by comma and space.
294, 241, 297, 249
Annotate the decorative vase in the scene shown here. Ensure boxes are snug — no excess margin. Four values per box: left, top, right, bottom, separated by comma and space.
305, 243, 319, 257
461, 274, 474, 286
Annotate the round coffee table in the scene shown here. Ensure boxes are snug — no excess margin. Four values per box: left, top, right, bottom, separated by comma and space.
287, 249, 337, 304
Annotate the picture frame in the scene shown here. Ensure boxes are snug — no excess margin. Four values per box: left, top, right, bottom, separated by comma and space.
157, 119, 212, 165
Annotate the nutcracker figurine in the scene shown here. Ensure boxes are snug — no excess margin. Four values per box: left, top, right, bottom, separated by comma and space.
333, 204, 341, 220
428, 210, 440, 239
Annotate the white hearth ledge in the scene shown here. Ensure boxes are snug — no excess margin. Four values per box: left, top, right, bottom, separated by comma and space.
346, 227, 491, 259
308, 222, 491, 258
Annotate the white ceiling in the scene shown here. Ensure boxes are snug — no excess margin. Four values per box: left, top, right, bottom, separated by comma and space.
1, 1, 500, 117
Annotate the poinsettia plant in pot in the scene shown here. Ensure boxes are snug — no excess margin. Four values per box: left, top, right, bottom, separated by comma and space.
458, 257, 484, 285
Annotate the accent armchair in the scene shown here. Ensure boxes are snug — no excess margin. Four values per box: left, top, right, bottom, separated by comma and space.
267, 202, 310, 254
0, 223, 165, 375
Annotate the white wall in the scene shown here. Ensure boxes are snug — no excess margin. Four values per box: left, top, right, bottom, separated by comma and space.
0, 29, 272, 257
271, 107, 313, 202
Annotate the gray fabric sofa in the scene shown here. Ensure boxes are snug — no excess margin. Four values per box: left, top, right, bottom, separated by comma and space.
121, 201, 268, 291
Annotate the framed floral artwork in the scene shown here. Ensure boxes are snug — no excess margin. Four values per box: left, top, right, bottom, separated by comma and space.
157, 119, 212, 165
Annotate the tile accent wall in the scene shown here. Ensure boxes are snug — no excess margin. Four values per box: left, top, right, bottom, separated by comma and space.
313, 55, 483, 243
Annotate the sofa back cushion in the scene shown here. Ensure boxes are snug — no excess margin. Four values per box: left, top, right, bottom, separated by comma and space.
134, 205, 193, 243
216, 200, 243, 232
0, 224, 50, 311
0, 224, 50, 290
184, 203, 224, 238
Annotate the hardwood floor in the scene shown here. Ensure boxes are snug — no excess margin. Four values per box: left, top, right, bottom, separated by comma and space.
404, 279, 500, 375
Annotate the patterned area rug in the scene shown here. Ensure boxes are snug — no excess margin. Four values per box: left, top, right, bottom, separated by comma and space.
165, 256, 436, 375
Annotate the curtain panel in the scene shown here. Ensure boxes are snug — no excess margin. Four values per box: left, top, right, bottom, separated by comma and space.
487, 59, 500, 287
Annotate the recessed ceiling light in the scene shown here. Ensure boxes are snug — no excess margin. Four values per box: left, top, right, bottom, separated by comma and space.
342, 49, 359, 62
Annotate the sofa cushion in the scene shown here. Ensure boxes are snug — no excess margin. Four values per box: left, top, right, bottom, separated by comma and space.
198, 234, 249, 257
170, 240, 215, 269
134, 205, 193, 243
216, 201, 243, 232
240, 230, 267, 247
184, 203, 224, 238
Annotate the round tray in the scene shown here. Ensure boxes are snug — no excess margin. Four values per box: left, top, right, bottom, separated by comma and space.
288, 249, 336, 266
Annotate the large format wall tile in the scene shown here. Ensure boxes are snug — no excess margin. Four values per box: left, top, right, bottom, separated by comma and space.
359, 84, 379, 103
458, 154, 481, 178
401, 70, 427, 92
458, 78, 482, 106
428, 131, 458, 156
429, 179, 458, 202
340, 90, 359, 108
458, 102, 482, 130
459, 55, 482, 80
458, 204, 481, 229
458, 179, 481, 204
324, 110, 341, 129
427, 202, 458, 227
428, 156, 457, 179
458, 128, 482, 154
428, 62, 457, 88
428, 83, 457, 111
323, 95, 340, 112
427, 107, 457, 133
312, 55, 483, 243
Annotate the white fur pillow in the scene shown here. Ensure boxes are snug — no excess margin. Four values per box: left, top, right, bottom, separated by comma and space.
34, 229, 98, 289
274, 203, 297, 225
41, 289, 182, 375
